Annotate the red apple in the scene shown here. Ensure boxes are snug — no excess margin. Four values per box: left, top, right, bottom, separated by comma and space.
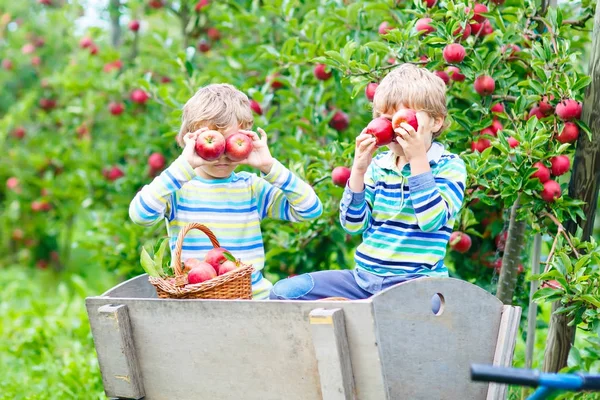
332, 166, 351, 187
79, 37, 93, 49
39, 98, 57, 111
197, 40, 211, 53
491, 103, 505, 113
148, 152, 166, 170
109, 102, 125, 115
491, 0, 505, 4
38, 0, 52, 5
195, 130, 226, 160
416, 18, 435, 35
453, 23, 471, 40
480, 127, 496, 138
250, 100, 262, 115
183, 258, 204, 273
129, 20, 140, 32
447, 66, 465, 82
449, 231, 472, 253
434, 70, 450, 85
21, 43, 35, 55
205, 247, 231, 270
6, 177, 19, 190
541, 180, 561, 202
507, 137, 519, 148
188, 261, 217, 284
130, 89, 150, 104
76, 125, 89, 139
314, 64, 332, 81
472, 3, 488, 23
267, 73, 284, 90
490, 119, 503, 135
148, 0, 164, 9
195, 0, 210, 12
392, 109, 419, 131
12, 127, 25, 139
217, 260, 238, 275
541, 280, 562, 290
528, 106, 545, 120
555, 99, 582, 121
365, 82, 378, 101
424, 0, 437, 7
207, 27, 221, 41
366, 117, 394, 146
539, 95, 555, 115
378, 21, 392, 35
105, 166, 125, 181
501, 44, 520, 59
550, 155, 570, 176
31, 200, 52, 212
471, 138, 491, 153
225, 132, 253, 161
89, 44, 99, 55
329, 111, 349, 132
531, 162, 550, 183
474, 75, 495, 96
556, 122, 579, 144
2, 59, 13, 70
443, 43, 466, 63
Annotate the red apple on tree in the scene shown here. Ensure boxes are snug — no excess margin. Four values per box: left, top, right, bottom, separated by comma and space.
434, 70, 450, 85
472, 3, 488, 23
12, 127, 26, 139
507, 137, 519, 148
423, 0, 437, 7
148, 153, 166, 171
538, 95, 554, 115
447, 66, 465, 82
365, 82, 378, 101
314, 64, 332, 80
2, 59, 13, 70
392, 109, 419, 131
491, 103, 505, 113
449, 231, 472, 253
195, 130, 226, 160
471, 138, 491, 153
556, 122, 579, 144
555, 99, 582, 120
528, 106, 545, 120
331, 167, 351, 187
550, 155, 570, 176
195, 0, 210, 12
416, 18, 435, 35
109, 102, 125, 115
130, 89, 150, 104
329, 111, 349, 132
79, 37, 93, 49
6, 177, 19, 191
474, 75, 495, 96
207, 27, 221, 41
366, 117, 394, 146
197, 40, 211, 53
531, 162, 550, 183
225, 132, 253, 161
105, 166, 125, 181
443, 43, 466, 63
378, 21, 392, 35
129, 20, 140, 32
249, 100, 262, 115
541, 180, 561, 202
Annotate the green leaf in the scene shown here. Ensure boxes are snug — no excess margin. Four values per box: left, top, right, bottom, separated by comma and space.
571, 76, 592, 92
223, 251, 236, 262
140, 248, 159, 277
581, 295, 600, 308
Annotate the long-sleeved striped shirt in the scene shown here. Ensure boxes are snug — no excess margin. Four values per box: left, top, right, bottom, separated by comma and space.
130, 155, 323, 299
339, 142, 466, 279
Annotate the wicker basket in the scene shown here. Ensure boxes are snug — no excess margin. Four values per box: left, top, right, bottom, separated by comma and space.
148, 222, 254, 300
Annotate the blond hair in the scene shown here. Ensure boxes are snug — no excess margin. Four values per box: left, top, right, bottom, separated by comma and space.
177, 83, 253, 147
373, 63, 448, 137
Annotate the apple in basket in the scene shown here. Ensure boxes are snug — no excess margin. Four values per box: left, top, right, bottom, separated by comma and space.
187, 260, 217, 284
217, 260, 238, 276
204, 247, 231, 270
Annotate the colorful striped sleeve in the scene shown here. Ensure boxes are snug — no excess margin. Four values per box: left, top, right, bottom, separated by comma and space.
252, 159, 323, 221
339, 164, 376, 235
129, 155, 196, 226
407, 156, 466, 233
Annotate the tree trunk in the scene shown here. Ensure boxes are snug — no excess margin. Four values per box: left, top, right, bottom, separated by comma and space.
109, 0, 121, 48
543, 0, 600, 373
496, 195, 527, 304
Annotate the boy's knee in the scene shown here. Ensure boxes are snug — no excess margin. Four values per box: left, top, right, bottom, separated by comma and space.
269, 274, 314, 300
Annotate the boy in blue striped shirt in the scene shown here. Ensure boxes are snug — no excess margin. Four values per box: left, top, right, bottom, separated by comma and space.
129, 84, 323, 299
270, 64, 466, 301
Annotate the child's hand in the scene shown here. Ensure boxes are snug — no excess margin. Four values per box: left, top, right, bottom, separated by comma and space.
182, 128, 218, 169
237, 128, 275, 174
352, 131, 377, 175
393, 111, 434, 162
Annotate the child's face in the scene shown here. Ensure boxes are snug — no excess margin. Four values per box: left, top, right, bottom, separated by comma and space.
378, 104, 437, 157
196, 125, 242, 179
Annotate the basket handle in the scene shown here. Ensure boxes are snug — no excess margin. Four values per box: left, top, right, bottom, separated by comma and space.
171, 223, 220, 276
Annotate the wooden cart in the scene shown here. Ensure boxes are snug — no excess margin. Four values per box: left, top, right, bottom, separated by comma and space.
86, 276, 521, 400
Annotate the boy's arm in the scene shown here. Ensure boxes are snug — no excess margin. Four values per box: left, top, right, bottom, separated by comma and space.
408, 156, 467, 232
252, 159, 323, 221
129, 155, 196, 226
339, 164, 376, 235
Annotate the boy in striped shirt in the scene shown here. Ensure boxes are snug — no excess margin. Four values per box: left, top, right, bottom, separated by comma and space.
129, 84, 323, 299
270, 64, 466, 300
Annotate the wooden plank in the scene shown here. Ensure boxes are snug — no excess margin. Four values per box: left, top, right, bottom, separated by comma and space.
90, 304, 145, 399
309, 308, 356, 400
486, 305, 522, 400
101, 274, 157, 299
371, 277, 505, 399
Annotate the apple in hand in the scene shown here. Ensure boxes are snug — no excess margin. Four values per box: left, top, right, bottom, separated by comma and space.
366, 117, 394, 146
225, 132, 253, 161
392, 109, 419, 132
195, 130, 226, 160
